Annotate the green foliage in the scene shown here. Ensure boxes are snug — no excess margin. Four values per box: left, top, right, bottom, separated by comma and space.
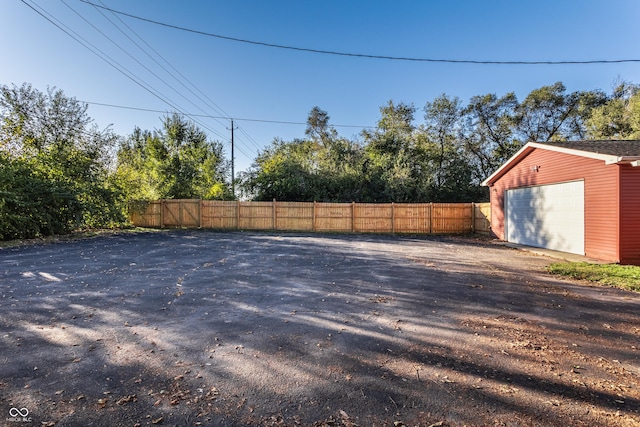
0, 83, 126, 239
240, 80, 619, 204
514, 82, 607, 142
1, 79, 635, 239
241, 138, 327, 201
113, 114, 232, 201
586, 82, 640, 139
548, 262, 640, 292
362, 101, 421, 201
1, 85, 232, 240
0, 154, 80, 239
423, 94, 475, 201
242, 107, 365, 202
243, 102, 487, 203
463, 92, 519, 178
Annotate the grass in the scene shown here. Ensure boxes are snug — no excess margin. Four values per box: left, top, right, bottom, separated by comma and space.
548, 262, 640, 292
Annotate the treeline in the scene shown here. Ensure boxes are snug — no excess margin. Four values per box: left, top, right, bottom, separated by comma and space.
2, 81, 640, 240
0, 84, 231, 240
0, 84, 124, 240
241, 81, 640, 202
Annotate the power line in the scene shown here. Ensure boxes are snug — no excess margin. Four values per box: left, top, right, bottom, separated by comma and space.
79, 0, 640, 65
92, 0, 233, 126
59, 0, 228, 141
88, 0, 255, 163
21, 1, 164, 104
236, 126, 264, 153
21, 0, 260, 176
23, 0, 371, 166
81, 100, 375, 129
21, 0, 225, 142
82, 0, 272, 159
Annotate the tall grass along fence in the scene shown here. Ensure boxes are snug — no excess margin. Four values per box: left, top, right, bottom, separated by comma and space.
130, 200, 491, 235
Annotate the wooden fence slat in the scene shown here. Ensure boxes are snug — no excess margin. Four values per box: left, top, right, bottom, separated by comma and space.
183, 200, 200, 227
354, 203, 393, 233
239, 201, 274, 230
201, 200, 238, 229
431, 203, 473, 234
129, 201, 162, 227
473, 202, 491, 235
393, 203, 430, 233
275, 201, 314, 231
163, 200, 180, 227
130, 200, 490, 235
314, 202, 353, 232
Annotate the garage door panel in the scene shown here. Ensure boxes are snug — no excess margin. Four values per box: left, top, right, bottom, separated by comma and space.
506, 181, 584, 255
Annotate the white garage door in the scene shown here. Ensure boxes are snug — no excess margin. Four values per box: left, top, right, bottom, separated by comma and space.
505, 181, 584, 255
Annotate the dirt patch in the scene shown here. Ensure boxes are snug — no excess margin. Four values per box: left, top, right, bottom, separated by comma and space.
0, 230, 639, 426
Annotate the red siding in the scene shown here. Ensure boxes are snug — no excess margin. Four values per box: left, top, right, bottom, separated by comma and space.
619, 165, 640, 265
489, 148, 620, 262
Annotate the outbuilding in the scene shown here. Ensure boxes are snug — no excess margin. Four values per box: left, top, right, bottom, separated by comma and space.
482, 140, 640, 265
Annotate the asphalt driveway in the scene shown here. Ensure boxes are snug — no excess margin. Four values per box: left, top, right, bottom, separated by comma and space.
1, 230, 639, 426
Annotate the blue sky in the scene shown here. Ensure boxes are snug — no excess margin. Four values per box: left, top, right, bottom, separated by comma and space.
2, 1, 639, 173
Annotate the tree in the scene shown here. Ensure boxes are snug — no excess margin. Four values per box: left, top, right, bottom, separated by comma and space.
240, 138, 320, 201
114, 114, 232, 201
423, 94, 484, 201
241, 107, 366, 202
462, 92, 519, 180
243, 82, 636, 205
361, 101, 422, 201
305, 106, 336, 145
363, 101, 415, 156
0, 83, 125, 238
515, 82, 606, 142
0, 153, 81, 239
306, 107, 365, 200
423, 95, 461, 188
586, 82, 640, 139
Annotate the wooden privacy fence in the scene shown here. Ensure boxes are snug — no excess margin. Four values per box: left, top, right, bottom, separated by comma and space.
130, 200, 491, 235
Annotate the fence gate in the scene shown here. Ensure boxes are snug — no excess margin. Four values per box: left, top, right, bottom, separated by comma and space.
161, 200, 200, 228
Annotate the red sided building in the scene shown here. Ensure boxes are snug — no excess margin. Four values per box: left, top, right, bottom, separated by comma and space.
482, 140, 640, 265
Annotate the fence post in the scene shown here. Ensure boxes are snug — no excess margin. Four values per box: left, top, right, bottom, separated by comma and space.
199, 199, 203, 229
236, 201, 240, 230
391, 202, 395, 234
313, 201, 317, 232
351, 201, 355, 232
160, 200, 165, 228
471, 202, 475, 233
429, 202, 433, 234
273, 199, 277, 230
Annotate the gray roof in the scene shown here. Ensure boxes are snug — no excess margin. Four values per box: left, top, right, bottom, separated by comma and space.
542, 140, 640, 157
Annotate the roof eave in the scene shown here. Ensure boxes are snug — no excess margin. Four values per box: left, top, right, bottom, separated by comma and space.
605, 157, 640, 165
481, 143, 536, 186
481, 142, 640, 186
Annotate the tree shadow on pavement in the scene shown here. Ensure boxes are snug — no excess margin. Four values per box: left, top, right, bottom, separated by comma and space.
1, 230, 639, 426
